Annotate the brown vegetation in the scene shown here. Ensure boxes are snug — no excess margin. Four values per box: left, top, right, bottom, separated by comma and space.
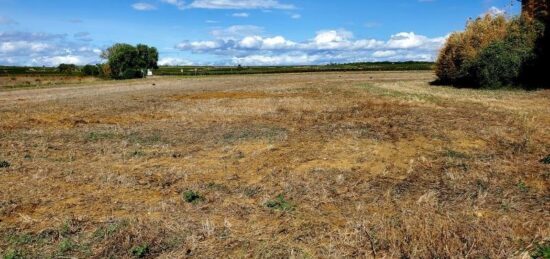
0, 72, 549, 257
0, 75, 100, 90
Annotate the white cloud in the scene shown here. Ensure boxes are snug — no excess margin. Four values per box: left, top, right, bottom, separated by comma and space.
0, 41, 52, 53
232, 12, 250, 17
188, 0, 294, 10
158, 57, 194, 66
233, 54, 319, 66
386, 32, 446, 50
372, 50, 397, 58
132, 2, 157, 11
290, 13, 301, 19
161, 0, 185, 9
175, 26, 447, 65
0, 31, 100, 66
483, 6, 506, 17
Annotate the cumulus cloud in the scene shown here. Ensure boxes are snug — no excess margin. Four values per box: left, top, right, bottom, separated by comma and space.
132, 2, 157, 11
0, 31, 100, 66
160, 0, 185, 9
158, 57, 194, 66
232, 12, 250, 17
174, 27, 447, 65
483, 6, 506, 17
187, 0, 294, 10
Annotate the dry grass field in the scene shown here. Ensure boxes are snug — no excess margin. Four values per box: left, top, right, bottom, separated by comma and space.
0, 71, 549, 258
0, 75, 100, 90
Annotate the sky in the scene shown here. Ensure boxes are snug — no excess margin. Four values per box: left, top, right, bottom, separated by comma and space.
0, 0, 521, 66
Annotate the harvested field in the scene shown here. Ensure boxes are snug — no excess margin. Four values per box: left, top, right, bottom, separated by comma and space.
0, 71, 549, 258
0, 75, 100, 90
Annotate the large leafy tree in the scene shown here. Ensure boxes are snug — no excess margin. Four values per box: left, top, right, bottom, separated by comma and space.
101, 43, 159, 79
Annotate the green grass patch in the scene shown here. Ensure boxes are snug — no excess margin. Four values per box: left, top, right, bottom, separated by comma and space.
265, 195, 294, 211
2, 249, 23, 259
531, 242, 550, 259
182, 190, 202, 204
86, 131, 118, 142
131, 244, 150, 258
540, 155, 550, 164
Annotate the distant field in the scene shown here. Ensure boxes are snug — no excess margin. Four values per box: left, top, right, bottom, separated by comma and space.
154, 62, 434, 76
1, 62, 433, 77
0, 71, 548, 258
1, 62, 433, 89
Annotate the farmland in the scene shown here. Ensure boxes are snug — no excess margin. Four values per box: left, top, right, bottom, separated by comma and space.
0, 62, 433, 89
0, 71, 549, 258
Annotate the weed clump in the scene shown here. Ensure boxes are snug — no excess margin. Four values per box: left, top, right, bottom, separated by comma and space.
540, 155, 550, 164
0, 160, 10, 168
131, 244, 150, 258
182, 190, 202, 204
531, 242, 550, 259
58, 238, 75, 253
2, 249, 23, 259
265, 195, 293, 211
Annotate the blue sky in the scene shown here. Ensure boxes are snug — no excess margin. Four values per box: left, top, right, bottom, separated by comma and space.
0, 0, 520, 66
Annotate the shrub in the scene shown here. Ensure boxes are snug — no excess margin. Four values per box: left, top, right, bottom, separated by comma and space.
98, 63, 111, 79
182, 190, 202, 203
435, 15, 545, 89
81, 64, 99, 76
465, 41, 525, 88
435, 15, 509, 85
541, 155, 550, 164
57, 64, 78, 73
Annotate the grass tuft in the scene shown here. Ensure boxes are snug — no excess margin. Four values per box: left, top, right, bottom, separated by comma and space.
0, 160, 10, 168
131, 244, 150, 258
540, 155, 550, 164
2, 249, 23, 259
531, 242, 550, 259
265, 195, 293, 211
182, 190, 202, 204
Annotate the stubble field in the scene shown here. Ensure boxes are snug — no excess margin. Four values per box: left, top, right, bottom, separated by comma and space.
0, 71, 549, 258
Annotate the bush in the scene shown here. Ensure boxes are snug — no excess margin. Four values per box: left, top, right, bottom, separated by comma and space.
435, 15, 545, 89
465, 41, 525, 88
98, 63, 111, 79
81, 64, 99, 76
435, 15, 509, 85
57, 64, 78, 73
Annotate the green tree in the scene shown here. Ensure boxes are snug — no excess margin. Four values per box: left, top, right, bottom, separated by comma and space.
101, 43, 159, 79
57, 64, 78, 73
81, 64, 99, 76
